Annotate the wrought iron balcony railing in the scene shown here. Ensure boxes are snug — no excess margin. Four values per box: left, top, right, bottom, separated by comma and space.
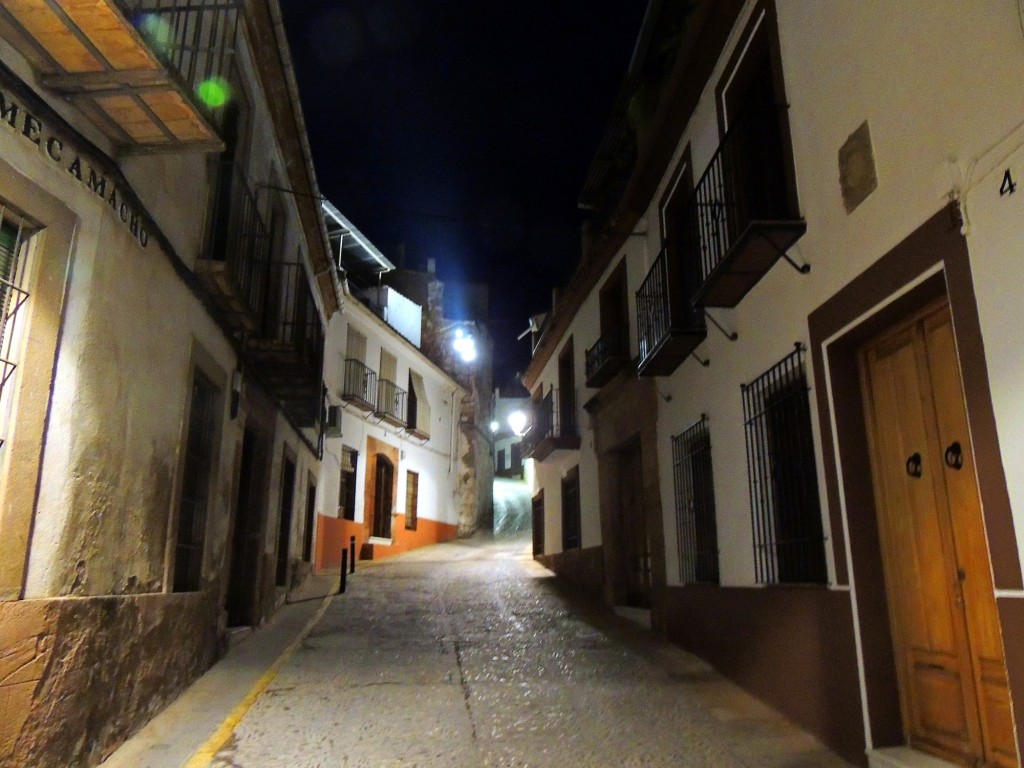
245, 261, 324, 426
196, 161, 270, 329
118, 0, 240, 133
522, 387, 580, 462
685, 104, 807, 308
585, 329, 630, 388
375, 379, 407, 427
342, 360, 377, 411
635, 246, 706, 377
3, 0, 239, 151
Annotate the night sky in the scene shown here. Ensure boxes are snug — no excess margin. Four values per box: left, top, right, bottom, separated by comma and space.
281, 2, 648, 387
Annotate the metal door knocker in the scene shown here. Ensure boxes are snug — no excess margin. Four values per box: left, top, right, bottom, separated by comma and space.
906, 452, 923, 478
944, 441, 964, 470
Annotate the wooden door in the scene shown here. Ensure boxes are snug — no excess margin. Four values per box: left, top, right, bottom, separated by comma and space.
372, 455, 394, 540
860, 298, 1016, 767
618, 447, 651, 607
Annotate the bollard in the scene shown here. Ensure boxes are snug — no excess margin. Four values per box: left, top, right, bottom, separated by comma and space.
349, 536, 356, 574
339, 549, 348, 594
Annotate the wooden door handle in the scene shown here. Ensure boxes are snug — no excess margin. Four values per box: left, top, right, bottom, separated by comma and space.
906, 452, 923, 478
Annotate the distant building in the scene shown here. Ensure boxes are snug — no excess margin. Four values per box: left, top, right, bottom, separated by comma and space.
523, 2, 1024, 767
383, 257, 496, 534
492, 387, 529, 479
318, 203, 472, 561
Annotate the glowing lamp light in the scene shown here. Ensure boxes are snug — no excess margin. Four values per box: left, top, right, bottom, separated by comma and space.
197, 78, 232, 108
508, 410, 528, 437
489, 420, 499, 433
452, 328, 477, 363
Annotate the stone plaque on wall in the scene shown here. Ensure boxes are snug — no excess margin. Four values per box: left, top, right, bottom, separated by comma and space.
839, 121, 878, 214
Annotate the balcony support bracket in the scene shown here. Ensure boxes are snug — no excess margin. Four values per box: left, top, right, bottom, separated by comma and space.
761, 231, 810, 274
690, 350, 710, 367
704, 310, 738, 341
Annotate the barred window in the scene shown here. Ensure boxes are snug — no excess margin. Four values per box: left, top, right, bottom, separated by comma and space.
742, 344, 826, 584
671, 416, 719, 584
339, 447, 358, 521
174, 370, 220, 592
0, 208, 34, 448
561, 466, 581, 550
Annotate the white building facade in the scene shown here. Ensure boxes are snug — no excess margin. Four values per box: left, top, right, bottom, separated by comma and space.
524, 3, 1024, 767
315, 210, 471, 565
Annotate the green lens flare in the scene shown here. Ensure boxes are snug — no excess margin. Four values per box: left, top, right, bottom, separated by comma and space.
197, 78, 231, 108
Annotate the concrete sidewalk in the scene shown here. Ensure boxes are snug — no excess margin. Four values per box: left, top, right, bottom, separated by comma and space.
99, 582, 339, 768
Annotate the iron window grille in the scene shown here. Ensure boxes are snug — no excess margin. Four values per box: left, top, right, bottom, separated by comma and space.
671, 416, 719, 584
0, 208, 33, 448
173, 369, 220, 592
741, 344, 827, 585
339, 447, 358, 521
561, 467, 581, 551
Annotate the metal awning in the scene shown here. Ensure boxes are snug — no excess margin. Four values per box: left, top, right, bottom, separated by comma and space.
0, 0, 232, 153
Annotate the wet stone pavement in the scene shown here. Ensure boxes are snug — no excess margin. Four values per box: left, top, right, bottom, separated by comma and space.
210, 537, 855, 768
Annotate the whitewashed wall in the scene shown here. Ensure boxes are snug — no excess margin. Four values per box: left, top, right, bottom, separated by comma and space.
320, 298, 465, 535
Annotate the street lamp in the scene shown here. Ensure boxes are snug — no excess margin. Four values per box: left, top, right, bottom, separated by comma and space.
508, 410, 528, 437
452, 327, 477, 363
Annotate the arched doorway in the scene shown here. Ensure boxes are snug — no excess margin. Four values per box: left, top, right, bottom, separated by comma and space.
371, 454, 394, 539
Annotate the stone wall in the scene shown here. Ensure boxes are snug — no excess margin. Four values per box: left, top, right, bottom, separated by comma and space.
1, 592, 218, 768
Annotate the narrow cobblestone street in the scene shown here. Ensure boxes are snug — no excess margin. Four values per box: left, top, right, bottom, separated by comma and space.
203, 538, 854, 768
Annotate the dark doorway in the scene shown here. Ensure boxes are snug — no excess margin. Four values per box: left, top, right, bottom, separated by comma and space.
302, 473, 316, 562
372, 454, 394, 539
617, 446, 650, 607
276, 454, 296, 586
532, 490, 545, 557
227, 428, 262, 626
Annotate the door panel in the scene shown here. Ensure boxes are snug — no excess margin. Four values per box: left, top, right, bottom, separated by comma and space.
861, 298, 1017, 768
863, 325, 976, 761
923, 310, 1017, 768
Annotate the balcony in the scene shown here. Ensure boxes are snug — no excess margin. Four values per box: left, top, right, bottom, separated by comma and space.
374, 379, 407, 428
636, 246, 706, 377
522, 388, 580, 463
686, 105, 806, 308
0, 0, 239, 153
341, 359, 376, 412
195, 162, 270, 331
246, 262, 324, 426
585, 330, 630, 388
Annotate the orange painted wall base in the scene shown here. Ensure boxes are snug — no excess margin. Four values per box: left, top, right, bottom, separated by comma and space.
315, 514, 458, 570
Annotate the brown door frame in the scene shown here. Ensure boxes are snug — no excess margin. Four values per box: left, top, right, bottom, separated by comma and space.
807, 206, 1023, 759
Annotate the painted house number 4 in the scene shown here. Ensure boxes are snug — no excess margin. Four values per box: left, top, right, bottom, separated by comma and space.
1000, 168, 1017, 196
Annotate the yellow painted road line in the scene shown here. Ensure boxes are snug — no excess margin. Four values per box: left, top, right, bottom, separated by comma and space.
184, 592, 335, 768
